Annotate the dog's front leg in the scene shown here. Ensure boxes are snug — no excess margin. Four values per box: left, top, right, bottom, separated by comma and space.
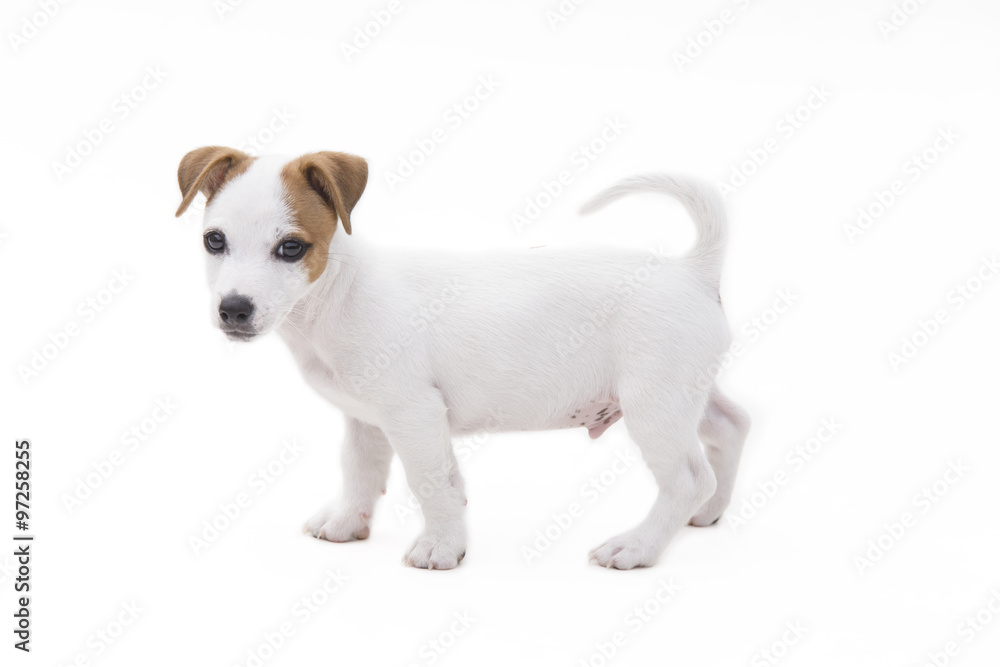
385, 392, 467, 570
304, 418, 393, 542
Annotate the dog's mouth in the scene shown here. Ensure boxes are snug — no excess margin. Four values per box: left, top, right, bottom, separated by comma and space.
221, 327, 259, 342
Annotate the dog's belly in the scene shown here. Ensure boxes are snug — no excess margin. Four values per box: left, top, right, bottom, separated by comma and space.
551, 398, 623, 439
452, 397, 623, 439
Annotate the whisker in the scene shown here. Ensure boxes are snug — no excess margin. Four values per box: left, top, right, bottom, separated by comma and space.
295, 293, 328, 309
279, 315, 311, 344
324, 254, 360, 270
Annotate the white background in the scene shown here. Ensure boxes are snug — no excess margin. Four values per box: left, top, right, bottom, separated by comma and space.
3, 0, 1000, 665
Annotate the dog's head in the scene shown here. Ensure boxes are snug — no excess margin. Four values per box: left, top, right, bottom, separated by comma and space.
175, 147, 368, 341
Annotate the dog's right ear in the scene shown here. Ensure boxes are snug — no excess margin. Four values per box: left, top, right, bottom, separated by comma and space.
175, 146, 253, 217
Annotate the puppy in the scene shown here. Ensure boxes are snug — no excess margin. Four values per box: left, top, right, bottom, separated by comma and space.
175, 147, 750, 570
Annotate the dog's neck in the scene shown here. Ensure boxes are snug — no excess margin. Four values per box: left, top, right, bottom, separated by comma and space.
277, 230, 363, 348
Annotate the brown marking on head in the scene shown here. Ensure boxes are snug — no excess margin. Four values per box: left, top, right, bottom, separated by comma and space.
280, 152, 368, 282
175, 146, 256, 217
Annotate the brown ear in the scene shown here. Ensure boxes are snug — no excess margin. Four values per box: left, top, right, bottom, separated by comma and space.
175, 146, 253, 217
296, 152, 368, 234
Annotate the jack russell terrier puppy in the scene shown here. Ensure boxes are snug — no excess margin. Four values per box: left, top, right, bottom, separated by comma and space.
175, 147, 750, 570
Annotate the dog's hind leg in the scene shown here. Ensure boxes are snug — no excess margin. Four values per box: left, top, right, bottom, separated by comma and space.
304, 418, 394, 542
690, 385, 750, 527
589, 383, 717, 569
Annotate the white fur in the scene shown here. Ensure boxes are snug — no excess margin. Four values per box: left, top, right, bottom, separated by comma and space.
202, 156, 313, 337
201, 161, 750, 569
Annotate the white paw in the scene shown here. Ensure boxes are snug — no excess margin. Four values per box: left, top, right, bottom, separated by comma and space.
303, 504, 370, 542
589, 531, 660, 569
403, 532, 466, 570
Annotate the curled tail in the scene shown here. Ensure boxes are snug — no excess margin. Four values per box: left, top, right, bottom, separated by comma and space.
579, 174, 728, 290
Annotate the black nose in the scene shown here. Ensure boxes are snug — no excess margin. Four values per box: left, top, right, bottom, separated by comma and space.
219, 295, 254, 324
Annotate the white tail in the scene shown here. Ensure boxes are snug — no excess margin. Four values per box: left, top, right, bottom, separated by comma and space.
580, 174, 728, 290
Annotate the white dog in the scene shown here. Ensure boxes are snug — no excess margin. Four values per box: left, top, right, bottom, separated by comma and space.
175, 147, 750, 570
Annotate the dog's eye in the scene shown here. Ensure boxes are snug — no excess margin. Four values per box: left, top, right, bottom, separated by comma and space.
276, 239, 307, 261
204, 231, 226, 254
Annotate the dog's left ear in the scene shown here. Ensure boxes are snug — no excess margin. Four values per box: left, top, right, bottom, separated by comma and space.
296, 152, 368, 235
175, 146, 253, 217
